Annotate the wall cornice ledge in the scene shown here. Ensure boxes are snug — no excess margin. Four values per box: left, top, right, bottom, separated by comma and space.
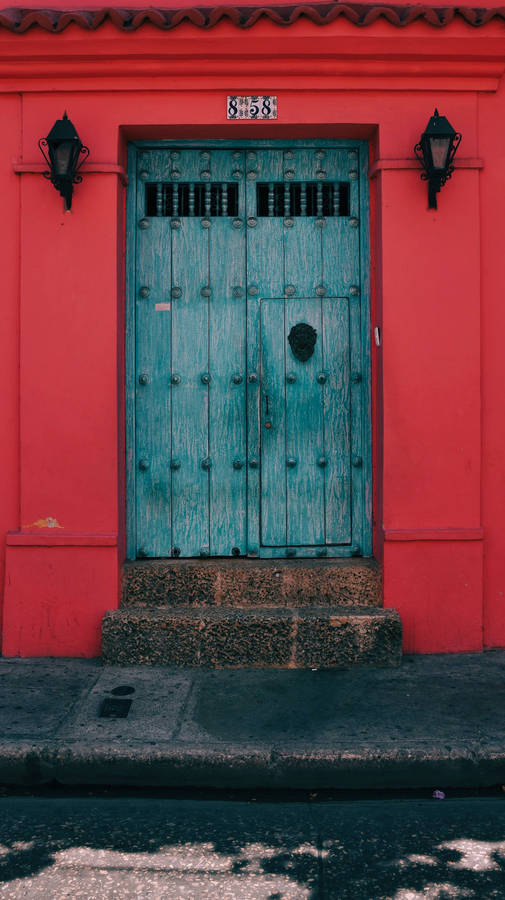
7, 532, 118, 547
13, 161, 128, 184
383, 527, 484, 542
370, 157, 484, 178
0, 29, 505, 92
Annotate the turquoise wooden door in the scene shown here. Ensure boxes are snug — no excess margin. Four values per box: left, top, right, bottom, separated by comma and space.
128, 142, 371, 559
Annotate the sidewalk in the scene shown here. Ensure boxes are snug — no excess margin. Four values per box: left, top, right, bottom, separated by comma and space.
0, 652, 504, 790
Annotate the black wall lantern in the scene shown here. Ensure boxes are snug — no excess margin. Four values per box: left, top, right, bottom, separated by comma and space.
414, 109, 461, 210
39, 112, 89, 210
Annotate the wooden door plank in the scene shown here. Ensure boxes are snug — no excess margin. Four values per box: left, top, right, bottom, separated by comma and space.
209, 150, 247, 556
322, 148, 362, 550
247, 149, 284, 554
171, 150, 210, 556
285, 298, 325, 546
358, 142, 373, 556
322, 149, 359, 298
283, 149, 322, 299
323, 297, 352, 544
260, 298, 287, 546
126, 144, 138, 560
349, 284, 364, 554
135, 150, 173, 557
135, 224, 173, 557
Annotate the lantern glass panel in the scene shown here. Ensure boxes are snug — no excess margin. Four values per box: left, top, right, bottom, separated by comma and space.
429, 137, 451, 172
53, 142, 72, 175
51, 142, 75, 177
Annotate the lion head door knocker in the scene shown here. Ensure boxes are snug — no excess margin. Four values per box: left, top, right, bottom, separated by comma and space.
288, 322, 317, 362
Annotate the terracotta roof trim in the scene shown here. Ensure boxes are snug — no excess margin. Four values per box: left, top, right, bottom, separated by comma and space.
1, 3, 505, 33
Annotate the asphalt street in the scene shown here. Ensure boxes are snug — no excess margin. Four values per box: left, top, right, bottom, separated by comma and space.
0, 794, 504, 898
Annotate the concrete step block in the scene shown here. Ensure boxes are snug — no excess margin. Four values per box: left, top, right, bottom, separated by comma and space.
121, 559, 382, 609
102, 605, 401, 669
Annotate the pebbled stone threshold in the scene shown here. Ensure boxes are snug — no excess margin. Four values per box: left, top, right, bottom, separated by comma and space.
102, 605, 401, 669
121, 558, 382, 608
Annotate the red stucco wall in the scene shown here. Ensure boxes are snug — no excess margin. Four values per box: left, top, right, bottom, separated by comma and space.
0, 9, 503, 655
0, 94, 21, 644
478, 78, 505, 649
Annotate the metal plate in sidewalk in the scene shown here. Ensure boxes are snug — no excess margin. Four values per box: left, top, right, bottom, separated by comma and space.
99, 698, 132, 719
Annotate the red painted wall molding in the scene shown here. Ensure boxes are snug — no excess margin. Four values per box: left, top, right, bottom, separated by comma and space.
2, 70, 501, 95
13, 161, 128, 185
384, 527, 484, 541
2, 23, 504, 92
7, 532, 118, 547
370, 157, 484, 177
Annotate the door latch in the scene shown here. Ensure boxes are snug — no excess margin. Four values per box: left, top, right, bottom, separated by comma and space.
264, 394, 272, 429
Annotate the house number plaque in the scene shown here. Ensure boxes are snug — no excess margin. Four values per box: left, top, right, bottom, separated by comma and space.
227, 96, 278, 120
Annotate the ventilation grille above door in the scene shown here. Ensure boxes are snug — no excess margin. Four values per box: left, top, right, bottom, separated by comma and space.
256, 182, 350, 217
145, 183, 239, 217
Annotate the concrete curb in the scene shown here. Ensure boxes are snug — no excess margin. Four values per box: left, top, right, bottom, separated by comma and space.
0, 740, 504, 790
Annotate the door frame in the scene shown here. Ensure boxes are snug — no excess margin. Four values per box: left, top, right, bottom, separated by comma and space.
125, 138, 372, 559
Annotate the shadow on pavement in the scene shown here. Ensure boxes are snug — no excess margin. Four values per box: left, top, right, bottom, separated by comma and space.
0, 796, 504, 897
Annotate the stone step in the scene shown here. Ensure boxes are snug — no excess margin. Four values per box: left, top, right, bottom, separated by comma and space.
102, 606, 401, 669
121, 558, 382, 608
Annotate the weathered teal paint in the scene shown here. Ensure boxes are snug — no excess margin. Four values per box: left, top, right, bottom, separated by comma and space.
126, 140, 371, 559
135, 151, 173, 557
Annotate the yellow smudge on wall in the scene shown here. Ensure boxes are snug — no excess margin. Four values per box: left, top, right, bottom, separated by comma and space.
24, 517, 63, 529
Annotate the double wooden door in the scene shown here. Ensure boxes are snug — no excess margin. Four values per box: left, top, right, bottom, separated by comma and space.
129, 142, 371, 558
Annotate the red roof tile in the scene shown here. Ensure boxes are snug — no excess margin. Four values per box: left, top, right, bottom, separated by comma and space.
1, 3, 504, 33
